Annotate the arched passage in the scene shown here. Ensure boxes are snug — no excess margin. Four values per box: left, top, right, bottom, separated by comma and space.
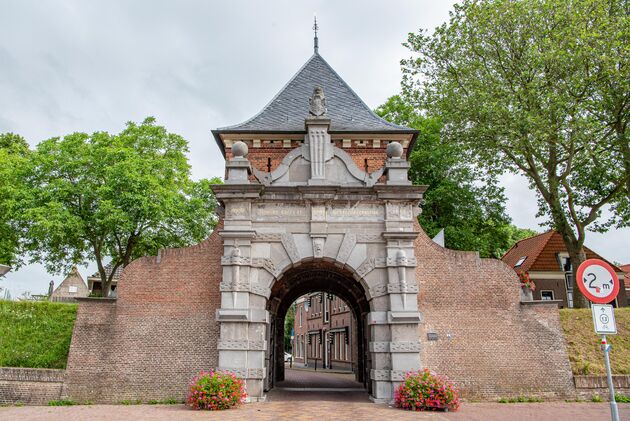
265, 261, 371, 393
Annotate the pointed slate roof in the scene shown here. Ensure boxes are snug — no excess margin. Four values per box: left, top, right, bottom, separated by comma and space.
213, 53, 417, 155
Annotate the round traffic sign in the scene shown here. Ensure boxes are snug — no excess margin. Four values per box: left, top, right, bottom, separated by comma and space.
575, 259, 619, 304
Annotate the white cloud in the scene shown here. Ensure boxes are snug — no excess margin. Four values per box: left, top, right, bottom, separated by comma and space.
1, 0, 627, 297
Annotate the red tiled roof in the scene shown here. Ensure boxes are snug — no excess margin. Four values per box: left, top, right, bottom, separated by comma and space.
501, 231, 554, 272
502, 231, 621, 273
621, 264, 630, 289
89, 262, 123, 280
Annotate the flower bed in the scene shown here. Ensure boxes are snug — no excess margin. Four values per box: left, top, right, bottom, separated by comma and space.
394, 369, 460, 411
186, 371, 247, 410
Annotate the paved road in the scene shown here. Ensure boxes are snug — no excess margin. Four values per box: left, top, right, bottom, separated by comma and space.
276, 367, 363, 389
2, 402, 628, 421
3, 370, 628, 420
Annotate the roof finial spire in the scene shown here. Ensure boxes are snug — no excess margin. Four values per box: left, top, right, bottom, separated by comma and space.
313, 13, 319, 54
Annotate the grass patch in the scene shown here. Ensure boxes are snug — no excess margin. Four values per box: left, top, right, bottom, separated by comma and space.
560, 308, 629, 375
498, 396, 543, 403
0, 300, 77, 369
120, 399, 143, 405
615, 393, 630, 403
48, 399, 79, 406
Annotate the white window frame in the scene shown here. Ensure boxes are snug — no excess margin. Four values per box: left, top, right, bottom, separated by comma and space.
514, 256, 527, 268
540, 290, 554, 301
324, 295, 330, 323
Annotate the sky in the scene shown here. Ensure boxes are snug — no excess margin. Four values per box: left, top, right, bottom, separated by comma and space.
1, 0, 628, 297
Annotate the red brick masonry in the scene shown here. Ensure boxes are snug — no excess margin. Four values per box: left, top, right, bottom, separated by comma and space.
62, 218, 576, 403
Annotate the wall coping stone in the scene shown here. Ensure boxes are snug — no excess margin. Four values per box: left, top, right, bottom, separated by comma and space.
75, 297, 117, 302
574, 375, 630, 389
0, 367, 65, 382
520, 300, 562, 307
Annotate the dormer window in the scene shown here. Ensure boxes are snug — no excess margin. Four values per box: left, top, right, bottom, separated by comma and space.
514, 256, 527, 268
557, 252, 571, 272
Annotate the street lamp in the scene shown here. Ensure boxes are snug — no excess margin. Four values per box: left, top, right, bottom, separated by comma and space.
0, 264, 11, 278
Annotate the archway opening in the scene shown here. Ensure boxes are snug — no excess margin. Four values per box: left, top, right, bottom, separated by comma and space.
265, 261, 371, 394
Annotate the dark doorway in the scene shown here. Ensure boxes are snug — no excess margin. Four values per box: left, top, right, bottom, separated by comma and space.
265, 261, 371, 395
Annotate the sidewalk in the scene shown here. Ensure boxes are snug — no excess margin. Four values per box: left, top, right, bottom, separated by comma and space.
1, 402, 628, 421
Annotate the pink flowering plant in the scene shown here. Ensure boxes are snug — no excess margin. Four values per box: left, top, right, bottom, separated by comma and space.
394, 369, 460, 412
518, 272, 536, 291
186, 371, 247, 410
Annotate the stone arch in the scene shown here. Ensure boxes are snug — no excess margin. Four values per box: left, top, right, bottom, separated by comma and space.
264, 260, 372, 392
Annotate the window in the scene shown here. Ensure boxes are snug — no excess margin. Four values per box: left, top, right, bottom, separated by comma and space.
541, 290, 554, 301
299, 307, 302, 327
68, 286, 78, 293
514, 256, 527, 268
324, 295, 330, 323
557, 252, 571, 272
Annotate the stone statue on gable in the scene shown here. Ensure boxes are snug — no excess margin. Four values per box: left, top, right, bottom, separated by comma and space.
309, 86, 327, 117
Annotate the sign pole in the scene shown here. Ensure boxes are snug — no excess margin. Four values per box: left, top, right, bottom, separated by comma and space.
576, 259, 622, 421
601, 335, 619, 421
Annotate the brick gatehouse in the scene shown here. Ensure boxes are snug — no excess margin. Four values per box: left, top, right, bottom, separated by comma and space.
63, 41, 576, 404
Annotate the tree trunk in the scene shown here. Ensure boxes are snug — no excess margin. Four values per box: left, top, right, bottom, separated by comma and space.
101, 279, 111, 298
569, 247, 589, 308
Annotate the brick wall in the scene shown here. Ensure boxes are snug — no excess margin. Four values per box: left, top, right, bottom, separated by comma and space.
63, 220, 224, 404
574, 375, 630, 400
226, 139, 396, 177
414, 221, 576, 400
0, 368, 64, 405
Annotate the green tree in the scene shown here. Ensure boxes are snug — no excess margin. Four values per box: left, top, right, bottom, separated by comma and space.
402, 0, 629, 307
21, 117, 221, 296
284, 303, 296, 352
376, 95, 535, 258
0, 133, 30, 265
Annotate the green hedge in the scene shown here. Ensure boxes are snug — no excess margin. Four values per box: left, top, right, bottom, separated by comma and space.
0, 300, 77, 369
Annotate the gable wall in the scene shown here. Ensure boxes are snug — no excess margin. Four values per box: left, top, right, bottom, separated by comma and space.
64, 220, 224, 403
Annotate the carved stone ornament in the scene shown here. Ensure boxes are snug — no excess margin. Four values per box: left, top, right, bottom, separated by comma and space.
309, 86, 327, 117
312, 237, 325, 258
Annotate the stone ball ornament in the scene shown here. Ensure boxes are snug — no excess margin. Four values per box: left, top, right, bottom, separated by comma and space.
386, 141, 403, 159
232, 141, 248, 158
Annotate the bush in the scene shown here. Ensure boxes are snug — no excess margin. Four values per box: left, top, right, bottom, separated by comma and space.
394, 369, 460, 412
186, 371, 247, 410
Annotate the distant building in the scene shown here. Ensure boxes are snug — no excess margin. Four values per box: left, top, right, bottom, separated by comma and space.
293, 293, 356, 371
502, 231, 627, 308
50, 267, 89, 302
87, 263, 123, 297
621, 264, 630, 306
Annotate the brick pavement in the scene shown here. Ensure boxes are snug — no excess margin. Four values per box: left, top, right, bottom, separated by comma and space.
276, 368, 364, 390
1, 402, 628, 421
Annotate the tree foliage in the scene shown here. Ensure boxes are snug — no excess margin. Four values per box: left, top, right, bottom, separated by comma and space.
376, 95, 536, 258
0, 133, 30, 265
402, 0, 629, 306
17, 117, 221, 295
284, 303, 296, 352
